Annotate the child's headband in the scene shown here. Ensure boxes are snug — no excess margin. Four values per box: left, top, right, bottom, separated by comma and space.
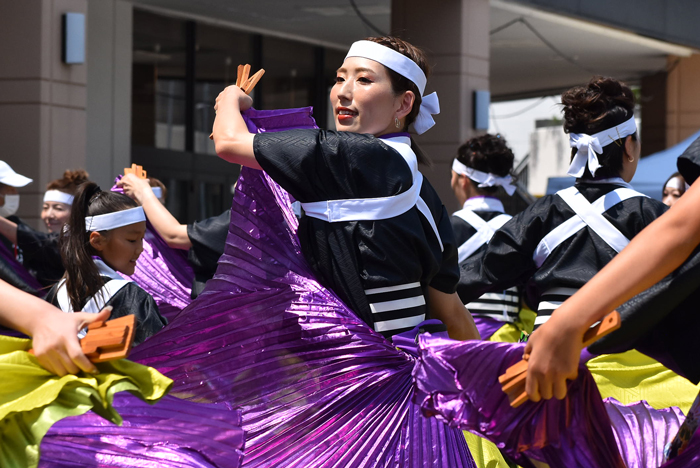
85, 207, 146, 232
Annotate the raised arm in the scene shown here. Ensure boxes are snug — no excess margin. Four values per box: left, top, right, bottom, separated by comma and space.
212, 85, 260, 169
118, 174, 191, 249
524, 179, 700, 401
0, 279, 110, 375
0, 216, 18, 244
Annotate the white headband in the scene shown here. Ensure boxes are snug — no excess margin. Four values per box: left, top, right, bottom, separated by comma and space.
452, 159, 516, 196
665, 177, 685, 192
345, 40, 439, 135
44, 190, 74, 206
568, 115, 637, 178
85, 207, 146, 232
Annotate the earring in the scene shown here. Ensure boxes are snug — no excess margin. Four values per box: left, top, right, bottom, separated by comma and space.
628, 155, 634, 163
395, 117, 401, 129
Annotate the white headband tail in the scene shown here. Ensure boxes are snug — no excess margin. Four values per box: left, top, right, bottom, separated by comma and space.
85, 206, 146, 232
345, 40, 439, 134
44, 190, 74, 205
568, 115, 637, 178
452, 159, 516, 196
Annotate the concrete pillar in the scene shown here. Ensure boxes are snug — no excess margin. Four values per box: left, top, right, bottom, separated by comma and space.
666, 54, 700, 148
392, 0, 490, 213
86, 0, 133, 188
0, 0, 88, 228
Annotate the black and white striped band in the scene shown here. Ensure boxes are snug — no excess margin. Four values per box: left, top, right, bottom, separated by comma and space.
466, 287, 520, 323
535, 286, 578, 329
365, 282, 426, 337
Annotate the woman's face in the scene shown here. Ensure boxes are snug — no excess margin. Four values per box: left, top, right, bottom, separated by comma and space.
41, 201, 71, 233
662, 178, 684, 207
330, 57, 407, 136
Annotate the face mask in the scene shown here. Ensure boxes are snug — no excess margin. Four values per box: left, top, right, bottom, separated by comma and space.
0, 194, 20, 217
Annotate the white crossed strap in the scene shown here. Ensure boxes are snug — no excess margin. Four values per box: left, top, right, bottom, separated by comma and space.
453, 208, 511, 263
533, 186, 647, 268
300, 136, 444, 251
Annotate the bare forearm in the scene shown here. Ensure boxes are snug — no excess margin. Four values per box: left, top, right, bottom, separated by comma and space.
0, 216, 18, 244
212, 93, 259, 168
0, 280, 53, 335
428, 288, 481, 341
139, 191, 191, 249
552, 181, 700, 331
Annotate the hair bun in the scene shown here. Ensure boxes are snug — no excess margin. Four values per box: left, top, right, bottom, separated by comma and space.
63, 169, 89, 185
561, 76, 634, 134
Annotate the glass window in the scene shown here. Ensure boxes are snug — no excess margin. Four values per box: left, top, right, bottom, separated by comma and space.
260, 37, 315, 111
132, 9, 187, 151
194, 24, 252, 155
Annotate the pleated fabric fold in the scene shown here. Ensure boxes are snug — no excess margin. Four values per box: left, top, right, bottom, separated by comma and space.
127, 107, 474, 468
0, 335, 173, 468
40, 394, 244, 468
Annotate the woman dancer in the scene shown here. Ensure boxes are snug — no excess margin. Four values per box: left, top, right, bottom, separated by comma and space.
45, 182, 167, 345
0, 169, 90, 289
457, 77, 700, 413
450, 134, 530, 342
662, 172, 687, 207
212, 37, 477, 341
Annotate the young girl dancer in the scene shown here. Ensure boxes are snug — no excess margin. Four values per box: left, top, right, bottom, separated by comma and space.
46, 182, 167, 345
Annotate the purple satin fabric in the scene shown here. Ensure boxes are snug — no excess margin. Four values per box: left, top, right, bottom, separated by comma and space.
40, 394, 244, 468
471, 315, 507, 341
413, 336, 626, 468
127, 108, 474, 467
0, 238, 43, 293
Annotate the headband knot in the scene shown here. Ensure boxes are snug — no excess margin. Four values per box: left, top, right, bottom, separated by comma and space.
567, 115, 636, 178
346, 40, 439, 134
452, 159, 517, 196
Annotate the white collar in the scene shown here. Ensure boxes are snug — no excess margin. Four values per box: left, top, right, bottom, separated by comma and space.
577, 177, 633, 189
461, 196, 504, 213
93, 258, 126, 281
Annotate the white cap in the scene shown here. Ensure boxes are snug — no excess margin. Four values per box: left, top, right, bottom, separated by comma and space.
0, 161, 32, 187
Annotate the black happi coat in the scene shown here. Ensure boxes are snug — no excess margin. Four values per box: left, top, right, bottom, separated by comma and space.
46, 276, 167, 346
254, 129, 459, 337
457, 181, 667, 312
187, 209, 231, 299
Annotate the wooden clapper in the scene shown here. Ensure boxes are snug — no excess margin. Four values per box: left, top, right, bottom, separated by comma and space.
209, 64, 265, 140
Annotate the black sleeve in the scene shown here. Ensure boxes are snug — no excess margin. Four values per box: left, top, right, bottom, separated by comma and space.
429, 204, 460, 294
105, 283, 167, 346
186, 209, 231, 298
253, 129, 412, 202
16, 222, 64, 286
456, 200, 550, 304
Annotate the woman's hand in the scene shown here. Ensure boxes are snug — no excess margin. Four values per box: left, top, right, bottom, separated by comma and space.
523, 312, 585, 401
215, 85, 253, 114
117, 174, 153, 204
31, 306, 112, 376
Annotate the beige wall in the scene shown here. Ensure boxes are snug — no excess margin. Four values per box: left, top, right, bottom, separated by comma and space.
392, 0, 490, 214
0, 0, 88, 228
667, 54, 700, 147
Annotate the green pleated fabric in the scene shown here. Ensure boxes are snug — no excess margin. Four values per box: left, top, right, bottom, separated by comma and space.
0, 335, 173, 468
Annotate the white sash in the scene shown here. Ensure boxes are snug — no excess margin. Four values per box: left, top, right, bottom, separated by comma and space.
55, 259, 132, 337
453, 209, 511, 263
300, 136, 443, 251
533, 186, 647, 267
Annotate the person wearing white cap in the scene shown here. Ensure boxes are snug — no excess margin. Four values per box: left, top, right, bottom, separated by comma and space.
449, 134, 529, 343
0, 160, 32, 218
0, 169, 90, 289
212, 35, 478, 342
45, 182, 167, 346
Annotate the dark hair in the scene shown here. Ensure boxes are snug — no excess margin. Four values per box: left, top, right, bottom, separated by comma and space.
456, 134, 515, 194
366, 36, 432, 166
148, 176, 168, 203
46, 169, 90, 195
59, 182, 138, 311
663, 172, 686, 195
561, 76, 637, 179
